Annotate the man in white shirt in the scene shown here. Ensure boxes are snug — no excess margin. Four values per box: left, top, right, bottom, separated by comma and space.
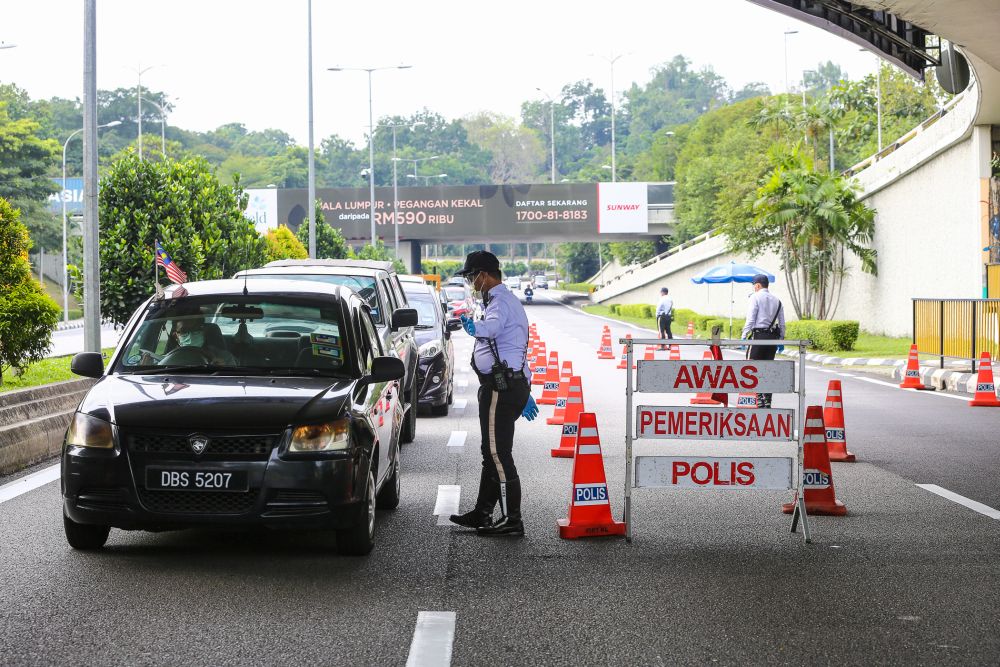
740, 274, 785, 408
655, 287, 674, 350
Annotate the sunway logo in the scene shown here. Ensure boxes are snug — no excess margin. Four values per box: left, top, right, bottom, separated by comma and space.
606, 203, 641, 211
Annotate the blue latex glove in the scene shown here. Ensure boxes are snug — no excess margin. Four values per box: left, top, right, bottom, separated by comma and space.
460, 314, 476, 336
522, 394, 538, 421
776, 345, 785, 354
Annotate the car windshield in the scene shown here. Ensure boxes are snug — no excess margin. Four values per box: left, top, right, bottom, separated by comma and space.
404, 290, 440, 326
444, 286, 466, 301
114, 295, 348, 376
244, 273, 383, 324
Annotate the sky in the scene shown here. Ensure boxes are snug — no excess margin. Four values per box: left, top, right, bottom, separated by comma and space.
0, 1, 884, 146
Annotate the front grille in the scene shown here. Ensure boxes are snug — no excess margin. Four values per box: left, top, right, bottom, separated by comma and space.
264, 489, 329, 517
270, 490, 327, 504
127, 433, 278, 459
137, 487, 258, 515
76, 487, 129, 511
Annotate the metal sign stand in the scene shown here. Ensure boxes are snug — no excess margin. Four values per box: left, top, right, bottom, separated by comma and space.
623, 337, 811, 544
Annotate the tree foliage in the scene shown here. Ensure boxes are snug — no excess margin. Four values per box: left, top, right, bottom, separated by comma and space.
0, 197, 59, 383
265, 225, 307, 262
296, 204, 350, 260
98, 153, 267, 326
557, 242, 600, 283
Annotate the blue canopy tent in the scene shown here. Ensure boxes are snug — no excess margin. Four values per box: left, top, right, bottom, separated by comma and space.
691, 261, 776, 337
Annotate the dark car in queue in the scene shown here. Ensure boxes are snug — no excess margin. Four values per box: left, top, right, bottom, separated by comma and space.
401, 280, 462, 416
61, 279, 411, 556
235, 260, 420, 446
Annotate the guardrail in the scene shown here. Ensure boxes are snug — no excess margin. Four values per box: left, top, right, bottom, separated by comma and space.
913, 298, 1000, 370
843, 93, 965, 178
595, 229, 721, 290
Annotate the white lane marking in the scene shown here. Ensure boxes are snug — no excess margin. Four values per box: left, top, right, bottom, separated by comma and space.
453, 398, 468, 412
916, 484, 1000, 520
434, 485, 461, 526
851, 376, 969, 401
455, 378, 469, 388
446, 431, 467, 449
0, 464, 60, 505
406, 611, 456, 667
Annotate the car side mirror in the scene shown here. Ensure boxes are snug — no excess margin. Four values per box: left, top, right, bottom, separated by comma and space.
446, 318, 462, 332
364, 356, 405, 384
71, 352, 104, 379
390, 308, 418, 331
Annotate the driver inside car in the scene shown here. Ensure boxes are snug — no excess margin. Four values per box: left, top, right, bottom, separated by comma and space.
168, 315, 237, 365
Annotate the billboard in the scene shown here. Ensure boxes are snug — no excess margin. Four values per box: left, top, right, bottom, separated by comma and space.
245, 182, 663, 242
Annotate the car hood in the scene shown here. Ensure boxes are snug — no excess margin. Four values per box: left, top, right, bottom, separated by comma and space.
413, 327, 443, 347
79, 374, 357, 431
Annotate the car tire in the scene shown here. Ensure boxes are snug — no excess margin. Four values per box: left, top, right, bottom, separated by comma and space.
376, 454, 401, 510
401, 376, 417, 444
63, 511, 110, 551
431, 402, 449, 417
337, 468, 376, 556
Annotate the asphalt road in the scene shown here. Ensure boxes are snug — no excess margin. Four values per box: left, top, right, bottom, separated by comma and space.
3, 291, 999, 665
47, 324, 121, 358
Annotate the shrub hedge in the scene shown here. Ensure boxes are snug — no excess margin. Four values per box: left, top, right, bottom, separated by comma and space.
558, 282, 595, 293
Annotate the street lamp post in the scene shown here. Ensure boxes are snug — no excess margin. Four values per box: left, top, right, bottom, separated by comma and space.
783, 30, 798, 94
144, 98, 170, 157
131, 64, 154, 160
536, 88, 557, 184
328, 65, 413, 247
61, 119, 121, 322
590, 53, 626, 182
407, 172, 447, 186
386, 122, 426, 258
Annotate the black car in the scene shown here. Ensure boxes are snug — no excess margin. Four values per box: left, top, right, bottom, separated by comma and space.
61, 279, 411, 556
402, 281, 461, 415
236, 260, 420, 445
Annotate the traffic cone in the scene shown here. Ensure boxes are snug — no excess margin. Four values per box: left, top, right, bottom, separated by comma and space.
642, 345, 656, 361
690, 350, 722, 405
538, 352, 561, 403
559, 360, 573, 386
735, 392, 758, 408
529, 342, 547, 384
549, 375, 584, 432
558, 413, 626, 538
597, 328, 614, 359
551, 416, 579, 458
596, 325, 610, 356
969, 352, 1000, 406
782, 405, 847, 516
669, 345, 681, 361
616, 334, 635, 369
823, 380, 856, 461
546, 375, 571, 425
686, 321, 694, 338
899, 344, 933, 390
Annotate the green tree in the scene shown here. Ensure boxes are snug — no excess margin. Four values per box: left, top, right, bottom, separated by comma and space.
296, 205, 350, 260
265, 225, 308, 262
0, 197, 60, 383
98, 153, 267, 326
608, 241, 657, 266
0, 97, 60, 250
724, 147, 877, 319
462, 112, 545, 183
556, 242, 599, 282
355, 240, 407, 273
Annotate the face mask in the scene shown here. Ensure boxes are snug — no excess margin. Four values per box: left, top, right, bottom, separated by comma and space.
179, 331, 205, 347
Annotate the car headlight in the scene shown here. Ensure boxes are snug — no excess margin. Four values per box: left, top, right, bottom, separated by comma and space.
66, 412, 114, 449
419, 339, 443, 358
289, 418, 350, 453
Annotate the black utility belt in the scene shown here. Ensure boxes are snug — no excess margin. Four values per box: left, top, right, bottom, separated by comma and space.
750, 327, 780, 340
475, 366, 527, 391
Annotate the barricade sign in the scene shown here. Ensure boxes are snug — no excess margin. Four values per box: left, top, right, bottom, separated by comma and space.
636, 406, 795, 441
622, 337, 813, 544
636, 360, 796, 394
634, 456, 793, 490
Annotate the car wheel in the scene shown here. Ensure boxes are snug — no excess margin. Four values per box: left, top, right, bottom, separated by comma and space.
401, 376, 417, 444
376, 454, 401, 510
63, 511, 110, 551
337, 468, 376, 556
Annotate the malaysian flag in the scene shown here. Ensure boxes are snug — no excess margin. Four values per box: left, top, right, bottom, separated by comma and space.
155, 240, 188, 285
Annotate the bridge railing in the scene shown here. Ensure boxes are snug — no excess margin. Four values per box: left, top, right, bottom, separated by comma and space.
913, 298, 1000, 370
595, 229, 721, 292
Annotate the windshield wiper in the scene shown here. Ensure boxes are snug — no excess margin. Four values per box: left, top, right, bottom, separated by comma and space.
235, 366, 347, 378
133, 365, 229, 375
414, 324, 436, 329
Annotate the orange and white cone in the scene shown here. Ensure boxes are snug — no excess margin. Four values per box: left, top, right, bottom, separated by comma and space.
823, 380, 856, 461
559, 360, 573, 386
735, 392, 758, 408
529, 342, 547, 384
669, 345, 681, 361
690, 350, 722, 405
616, 334, 635, 369
782, 405, 847, 516
642, 345, 657, 361
551, 416, 579, 458
899, 344, 932, 390
558, 413, 626, 538
537, 352, 561, 403
596, 325, 611, 357
969, 352, 1000, 407
549, 375, 584, 434
686, 321, 694, 338
546, 375, 571, 425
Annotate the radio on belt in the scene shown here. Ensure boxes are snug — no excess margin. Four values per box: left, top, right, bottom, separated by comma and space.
621, 337, 815, 544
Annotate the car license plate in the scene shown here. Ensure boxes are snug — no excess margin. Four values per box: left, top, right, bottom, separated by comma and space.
146, 468, 249, 492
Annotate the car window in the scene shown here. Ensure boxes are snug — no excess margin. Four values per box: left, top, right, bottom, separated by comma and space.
404, 290, 441, 326
361, 310, 382, 357
390, 276, 409, 308
115, 295, 347, 374
354, 312, 374, 372
378, 280, 395, 315
244, 273, 383, 325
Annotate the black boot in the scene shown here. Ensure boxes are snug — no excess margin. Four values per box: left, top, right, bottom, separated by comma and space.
477, 477, 523, 536
450, 469, 499, 529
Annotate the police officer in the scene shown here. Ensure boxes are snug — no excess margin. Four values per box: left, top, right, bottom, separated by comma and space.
449, 251, 538, 536
741, 274, 785, 409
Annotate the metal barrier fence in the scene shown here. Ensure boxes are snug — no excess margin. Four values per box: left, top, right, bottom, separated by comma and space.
913, 298, 1000, 369
988, 264, 1000, 299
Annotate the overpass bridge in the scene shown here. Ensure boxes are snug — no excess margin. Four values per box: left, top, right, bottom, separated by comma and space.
592, 0, 1000, 339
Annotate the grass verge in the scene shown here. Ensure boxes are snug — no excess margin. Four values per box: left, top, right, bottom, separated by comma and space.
582, 305, 910, 359
1, 348, 114, 393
